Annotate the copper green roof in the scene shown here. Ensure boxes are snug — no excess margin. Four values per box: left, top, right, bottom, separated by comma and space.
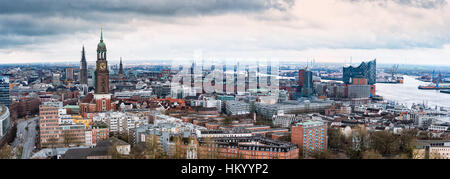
97, 27, 107, 52
63, 105, 79, 109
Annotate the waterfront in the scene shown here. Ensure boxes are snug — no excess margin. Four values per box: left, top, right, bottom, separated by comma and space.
377, 75, 450, 108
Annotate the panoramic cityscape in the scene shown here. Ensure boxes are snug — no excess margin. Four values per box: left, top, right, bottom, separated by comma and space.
0, 0, 450, 162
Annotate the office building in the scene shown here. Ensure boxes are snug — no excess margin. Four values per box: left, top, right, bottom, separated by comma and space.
302, 69, 313, 97
0, 76, 10, 107
66, 67, 75, 81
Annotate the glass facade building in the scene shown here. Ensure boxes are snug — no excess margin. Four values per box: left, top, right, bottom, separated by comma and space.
343, 59, 377, 85
0, 76, 10, 108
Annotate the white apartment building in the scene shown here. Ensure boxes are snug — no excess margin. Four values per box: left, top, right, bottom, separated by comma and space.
94, 112, 149, 135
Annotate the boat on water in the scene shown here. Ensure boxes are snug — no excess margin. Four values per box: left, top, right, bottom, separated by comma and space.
418, 83, 450, 90
371, 95, 384, 101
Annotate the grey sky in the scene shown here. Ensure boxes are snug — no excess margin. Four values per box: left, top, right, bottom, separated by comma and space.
0, 0, 449, 66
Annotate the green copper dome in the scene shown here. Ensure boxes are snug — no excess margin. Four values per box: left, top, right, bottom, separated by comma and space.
97, 28, 107, 52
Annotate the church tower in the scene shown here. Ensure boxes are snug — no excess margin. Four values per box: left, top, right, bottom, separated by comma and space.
119, 57, 124, 79
79, 46, 88, 85
94, 28, 109, 94
93, 28, 112, 112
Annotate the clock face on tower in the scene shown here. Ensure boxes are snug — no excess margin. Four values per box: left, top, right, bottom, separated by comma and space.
99, 62, 107, 71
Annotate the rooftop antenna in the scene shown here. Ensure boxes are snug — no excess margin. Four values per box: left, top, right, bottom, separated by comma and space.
306, 58, 309, 70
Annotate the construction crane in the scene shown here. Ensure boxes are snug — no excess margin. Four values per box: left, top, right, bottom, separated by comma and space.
436, 71, 442, 88
390, 64, 399, 79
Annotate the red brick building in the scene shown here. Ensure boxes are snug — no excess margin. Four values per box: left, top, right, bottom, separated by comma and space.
198, 136, 299, 159
291, 120, 327, 157
39, 102, 62, 148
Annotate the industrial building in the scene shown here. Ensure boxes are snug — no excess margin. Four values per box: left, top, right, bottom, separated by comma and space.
225, 100, 250, 116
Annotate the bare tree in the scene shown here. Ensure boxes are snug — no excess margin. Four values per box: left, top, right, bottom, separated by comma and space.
108, 143, 123, 159
144, 135, 167, 159
199, 137, 220, 159
0, 145, 14, 159
429, 150, 443, 159
62, 130, 76, 147
362, 150, 382, 159
171, 136, 187, 159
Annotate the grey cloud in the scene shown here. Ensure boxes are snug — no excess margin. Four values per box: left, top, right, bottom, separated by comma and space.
0, 0, 295, 48
0, 0, 295, 16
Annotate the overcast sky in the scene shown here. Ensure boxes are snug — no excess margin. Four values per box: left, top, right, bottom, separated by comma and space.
0, 0, 450, 65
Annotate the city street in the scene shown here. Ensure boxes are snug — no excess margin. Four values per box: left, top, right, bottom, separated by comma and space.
11, 116, 39, 159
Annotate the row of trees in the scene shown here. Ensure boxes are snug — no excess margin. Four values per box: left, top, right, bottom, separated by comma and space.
112, 135, 248, 159
327, 126, 418, 159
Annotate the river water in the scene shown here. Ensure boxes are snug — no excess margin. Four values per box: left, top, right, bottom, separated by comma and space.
376, 75, 450, 108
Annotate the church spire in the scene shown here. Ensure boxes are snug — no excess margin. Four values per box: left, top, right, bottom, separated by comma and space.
81, 45, 86, 61
119, 57, 124, 78
97, 27, 107, 54
80, 45, 88, 85
100, 26, 103, 42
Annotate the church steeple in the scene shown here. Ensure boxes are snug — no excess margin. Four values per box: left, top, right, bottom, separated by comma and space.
79, 45, 88, 85
81, 45, 86, 61
95, 28, 109, 94
97, 27, 107, 57
100, 27, 103, 42
119, 57, 124, 79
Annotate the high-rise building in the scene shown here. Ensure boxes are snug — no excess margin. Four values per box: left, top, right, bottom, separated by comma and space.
52, 73, 61, 86
343, 59, 376, 85
298, 69, 305, 87
291, 120, 327, 157
39, 101, 105, 148
65, 67, 74, 81
302, 70, 313, 97
79, 46, 88, 85
0, 76, 10, 108
39, 102, 62, 148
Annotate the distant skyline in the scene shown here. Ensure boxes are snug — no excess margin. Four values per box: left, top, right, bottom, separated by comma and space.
1, 0, 450, 65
